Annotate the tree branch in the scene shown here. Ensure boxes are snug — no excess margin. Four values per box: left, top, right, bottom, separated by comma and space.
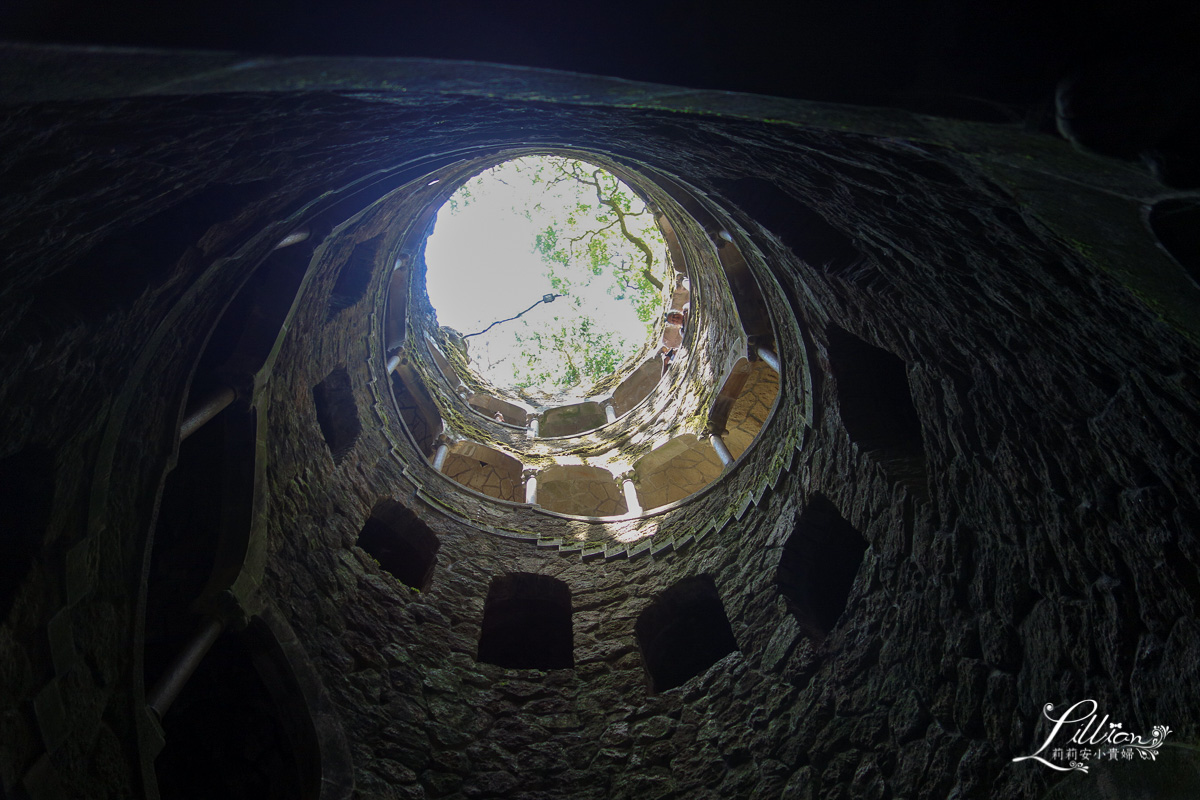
581, 167, 663, 290
567, 219, 619, 244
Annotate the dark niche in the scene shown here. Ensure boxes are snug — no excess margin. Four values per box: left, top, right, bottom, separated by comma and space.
826, 324, 927, 494
635, 574, 738, 693
357, 499, 440, 592
1148, 199, 1200, 284
539, 402, 607, 438
312, 367, 361, 465
389, 365, 441, 456
195, 240, 312, 389
713, 176, 862, 275
776, 493, 868, 640
144, 405, 256, 692
32, 181, 270, 325
326, 237, 381, 320
0, 446, 54, 621
477, 573, 574, 670
155, 620, 321, 800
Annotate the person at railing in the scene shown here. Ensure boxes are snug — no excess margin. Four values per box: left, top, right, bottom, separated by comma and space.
670, 275, 691, 311
660, 308, 686, 374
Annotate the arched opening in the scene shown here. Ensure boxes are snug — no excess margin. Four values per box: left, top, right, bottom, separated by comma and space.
312, 367, 361, 465
633, 434, 725, 511
723, 359, 780, 460
536, 465, 627, 517
35, 182, 270, 325
425, 339, 460, 389
193, 233, 313, 391
713, 176, 863, 276
610, 357, 663, 416
709, 357, 753, 441
466, 393, 529, 427
0, 446, 54, 621
383, 262, 409, 352
154, 621, 321, 800
356, 499, 440, 592
1148, 199, 1200, 284
635, 575, 738, 693
440, 441, 523, 502
144, 405, 257, 698
711, 231, 772, 340
826, 325, 927, 494
389, 363, 442, 456
477, 573, 573, 670
326, 235, 382, 321
776, 494, 868, 640
539, 401, 607, 437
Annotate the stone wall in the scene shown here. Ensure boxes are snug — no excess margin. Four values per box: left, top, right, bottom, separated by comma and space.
1, 46, 1198, 800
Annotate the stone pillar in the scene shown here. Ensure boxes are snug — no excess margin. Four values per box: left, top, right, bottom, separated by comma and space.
146, 616, 225, 720
386, 354, 401, 374
709, 433, 734, 467
180, 385, 236, 441
712, 229, 734, 244
756, 345, 781, 373
621, 472, 642, 515
431, 437, 451, 471
273, 225, 310, 249
604, 402, 617, 424
523, 468, 540, 505
528, 415, 540, 438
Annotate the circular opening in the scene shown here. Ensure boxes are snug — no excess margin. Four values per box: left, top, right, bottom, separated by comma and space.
384, 150, 796, 537
1147, 198, 1200, 285
424, 155, 670, 402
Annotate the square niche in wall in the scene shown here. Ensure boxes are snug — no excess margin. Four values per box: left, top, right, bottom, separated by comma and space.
635, 574, 739, 693
477, 573, 574, 671
356, 499, 440, 593
776, 493, 868, 640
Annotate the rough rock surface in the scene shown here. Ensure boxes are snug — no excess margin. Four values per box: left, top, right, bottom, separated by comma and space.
1, 46, 1198, 800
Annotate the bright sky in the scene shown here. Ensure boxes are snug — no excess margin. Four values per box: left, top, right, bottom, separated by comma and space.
424, 157, 661, 398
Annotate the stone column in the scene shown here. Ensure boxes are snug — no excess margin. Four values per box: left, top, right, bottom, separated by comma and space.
756, 345, 781, 373
709, 433, 734, 467
273, 225, 310, 249
180, 385, 236, 441
620, 471, 642, 515
146, 616, 225, 720
528, 414, 540, 438
386, 354, 401, 374
431, 436, 452, 471
604, 402, 617, 424
523, 468, 540, 505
